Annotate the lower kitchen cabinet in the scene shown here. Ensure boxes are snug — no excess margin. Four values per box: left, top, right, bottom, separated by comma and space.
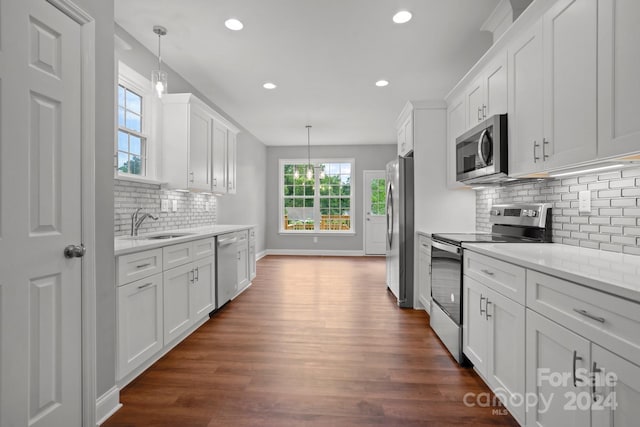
526, 309, 591, 427
236, 230, 250, 294
117, 273, 163, 380
416, 234, 431, 312
463, 276, 525, 425
249, 228, 256, 281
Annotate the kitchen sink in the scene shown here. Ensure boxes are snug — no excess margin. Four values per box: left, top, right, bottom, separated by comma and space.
120, 232, 195, 241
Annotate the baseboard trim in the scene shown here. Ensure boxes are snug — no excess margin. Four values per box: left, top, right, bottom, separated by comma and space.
265, 249, 365, 257
419, 295, 431, 314
96, 386, 121, 426
256, 250, 267, 261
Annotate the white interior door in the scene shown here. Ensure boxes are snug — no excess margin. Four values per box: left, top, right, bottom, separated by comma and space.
363, 170, 386, 255
0, 1, 83, 426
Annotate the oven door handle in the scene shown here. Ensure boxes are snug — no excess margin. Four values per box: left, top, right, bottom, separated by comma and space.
431, 240, 461, 255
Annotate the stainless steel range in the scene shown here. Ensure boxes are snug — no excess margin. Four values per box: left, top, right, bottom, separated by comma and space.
429, 203, 552, 363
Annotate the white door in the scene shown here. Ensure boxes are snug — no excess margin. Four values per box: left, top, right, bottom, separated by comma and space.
462, 278, 488, 373
163, 264, 193, 344
191, 257, 215, 320
188, 103, 212, 190
211, 120, 228, 194
0, 1, 83, 426
363, 171, 386, 255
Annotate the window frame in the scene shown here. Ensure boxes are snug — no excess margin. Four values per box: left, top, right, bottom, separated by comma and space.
279, 158, 356, 235
116, 62, 156, 180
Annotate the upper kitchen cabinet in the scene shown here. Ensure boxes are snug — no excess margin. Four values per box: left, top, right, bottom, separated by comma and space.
466, 52, 508, 127
542, 0, 597, 169
597, 0, 640, 159
447, 95, 467, 188
510, 0, 597, 176
162, 94, 213, 191
227, 131, 237, 195
508, 21, 544, 176
396, 103, 414, 157
163, 93, 240, 194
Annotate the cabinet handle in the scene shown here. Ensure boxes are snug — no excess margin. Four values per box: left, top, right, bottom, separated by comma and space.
592, 361, 602, 402
533, 141, 540, 163
189, 269, 195, 283
477, 108, 482, 122
485, 300, 492, 320
194, 267, 199, 282
137, 282, 153, 290
136, 263, 151, 269
479, 294, 486, 316
573, 350, 583, 387
543, 138, 550, 161
213, 178, 217, 186
573, 308, 605, 323
480, 269, 494, 276
482, 104, 487, 119
189, 171, 194, 183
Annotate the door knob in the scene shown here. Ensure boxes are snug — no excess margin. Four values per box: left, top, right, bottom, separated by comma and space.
64, 244, 86, 259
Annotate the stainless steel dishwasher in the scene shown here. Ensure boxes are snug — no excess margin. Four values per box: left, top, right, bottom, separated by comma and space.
216, 232, 239, 308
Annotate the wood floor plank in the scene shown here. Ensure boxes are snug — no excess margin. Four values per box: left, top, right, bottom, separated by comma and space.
103, 256, 519, 426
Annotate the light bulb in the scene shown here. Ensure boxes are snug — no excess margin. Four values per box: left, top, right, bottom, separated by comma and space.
155, 81, 165, 98
320, 170, 325, 179
306, 168, 313, 180
293, 170, 300, 179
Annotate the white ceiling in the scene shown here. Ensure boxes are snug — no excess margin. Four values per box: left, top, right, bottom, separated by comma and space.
115, 0, 500, 146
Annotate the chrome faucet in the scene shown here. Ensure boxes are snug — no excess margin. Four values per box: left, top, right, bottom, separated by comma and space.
131, 207, 159, 236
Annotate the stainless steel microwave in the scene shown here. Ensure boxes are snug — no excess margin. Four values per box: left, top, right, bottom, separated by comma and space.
456, 114, 508, 184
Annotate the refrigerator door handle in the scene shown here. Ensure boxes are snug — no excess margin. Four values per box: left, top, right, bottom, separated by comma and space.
386, 182, 393, 248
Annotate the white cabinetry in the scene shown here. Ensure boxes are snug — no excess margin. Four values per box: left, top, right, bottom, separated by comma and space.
249, 228, 256, 281
466, 52, 507, 127
396, 104, 414, 156
163, 93, 239, 194
447, 95, 466, 188
162, 94, 212, 191
597, 0, 640, 158
116, 272, 163, 380
236, 230, 250, 294
463, 252, 526, 425
163, 238, 216, 344
416, 234, 431, 312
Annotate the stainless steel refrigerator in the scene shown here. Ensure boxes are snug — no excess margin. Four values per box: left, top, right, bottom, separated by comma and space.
385, 155, 414, 308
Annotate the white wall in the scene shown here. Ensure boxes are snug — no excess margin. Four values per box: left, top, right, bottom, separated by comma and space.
265, 144, 397, 252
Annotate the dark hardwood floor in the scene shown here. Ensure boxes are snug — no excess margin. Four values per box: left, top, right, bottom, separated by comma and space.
104, 256, 519, 426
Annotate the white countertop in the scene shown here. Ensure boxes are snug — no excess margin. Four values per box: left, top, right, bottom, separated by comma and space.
115, 224, 255, 256
463, 242, 640, 303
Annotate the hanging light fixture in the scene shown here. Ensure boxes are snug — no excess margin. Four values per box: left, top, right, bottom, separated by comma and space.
151, 25, 168, 98
305, 125, 314, 180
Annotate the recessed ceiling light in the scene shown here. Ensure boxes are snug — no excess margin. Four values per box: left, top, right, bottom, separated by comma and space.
263, 82, 277, 90
225, 18, 244, 31
393, 10, 412, 24
375, 80, 389, 87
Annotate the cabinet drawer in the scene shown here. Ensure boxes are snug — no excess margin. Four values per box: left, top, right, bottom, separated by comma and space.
193, 237, 215, 260
117, 249, 163, 286
163, 241, 194, 270
527, 270, 640, 363
464, 250, 525, 304
417, 235, 431, 256
237, 230, 248, 244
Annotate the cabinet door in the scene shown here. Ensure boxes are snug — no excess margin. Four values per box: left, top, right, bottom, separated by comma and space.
417, 238, 431, 313
466, 77, 484, 126
508, 21, 544, 176
237, 240, 249, 293
447, 95, 466, 188
526, 310, 591, 427
591, 344, 640, 427
484, 53, 508, 118
397, 124, 406, 156
486, 288, 525, 425
188, 103, 212, 190
163, 263, 193, 344
463, 277, 488, 375
117, 274, 163, 379
227, 131, 237, 194
402, 115, 413, 155
597, 0, 640, 158
212, 120, 228, 194
249, 241, 256, 281
543, 0, 597, 169
191, 256, 215, 321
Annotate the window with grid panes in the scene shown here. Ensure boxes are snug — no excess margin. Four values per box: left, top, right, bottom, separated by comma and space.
280, 159, 355, 233
369, 178, 386, 215
117, 84, 147, 176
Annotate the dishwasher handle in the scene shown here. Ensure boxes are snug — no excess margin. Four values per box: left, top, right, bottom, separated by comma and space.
218, 236, 238, 247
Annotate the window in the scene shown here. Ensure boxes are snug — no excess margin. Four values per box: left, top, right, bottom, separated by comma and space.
370, 178, 386, 215
116, 62, 154, 179
280, 159, 355, 233
117, 85, 146, 175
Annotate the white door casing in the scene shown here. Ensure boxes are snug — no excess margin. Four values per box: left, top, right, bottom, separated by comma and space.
363, 170, 386, 255
0, 1, 95, 426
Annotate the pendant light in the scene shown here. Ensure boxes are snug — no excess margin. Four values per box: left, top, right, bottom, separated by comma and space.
305, 125, 313, 180
151, 25, 168, 98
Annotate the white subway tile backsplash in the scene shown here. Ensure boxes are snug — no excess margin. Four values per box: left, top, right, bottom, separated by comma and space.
476, 171, 640, 253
